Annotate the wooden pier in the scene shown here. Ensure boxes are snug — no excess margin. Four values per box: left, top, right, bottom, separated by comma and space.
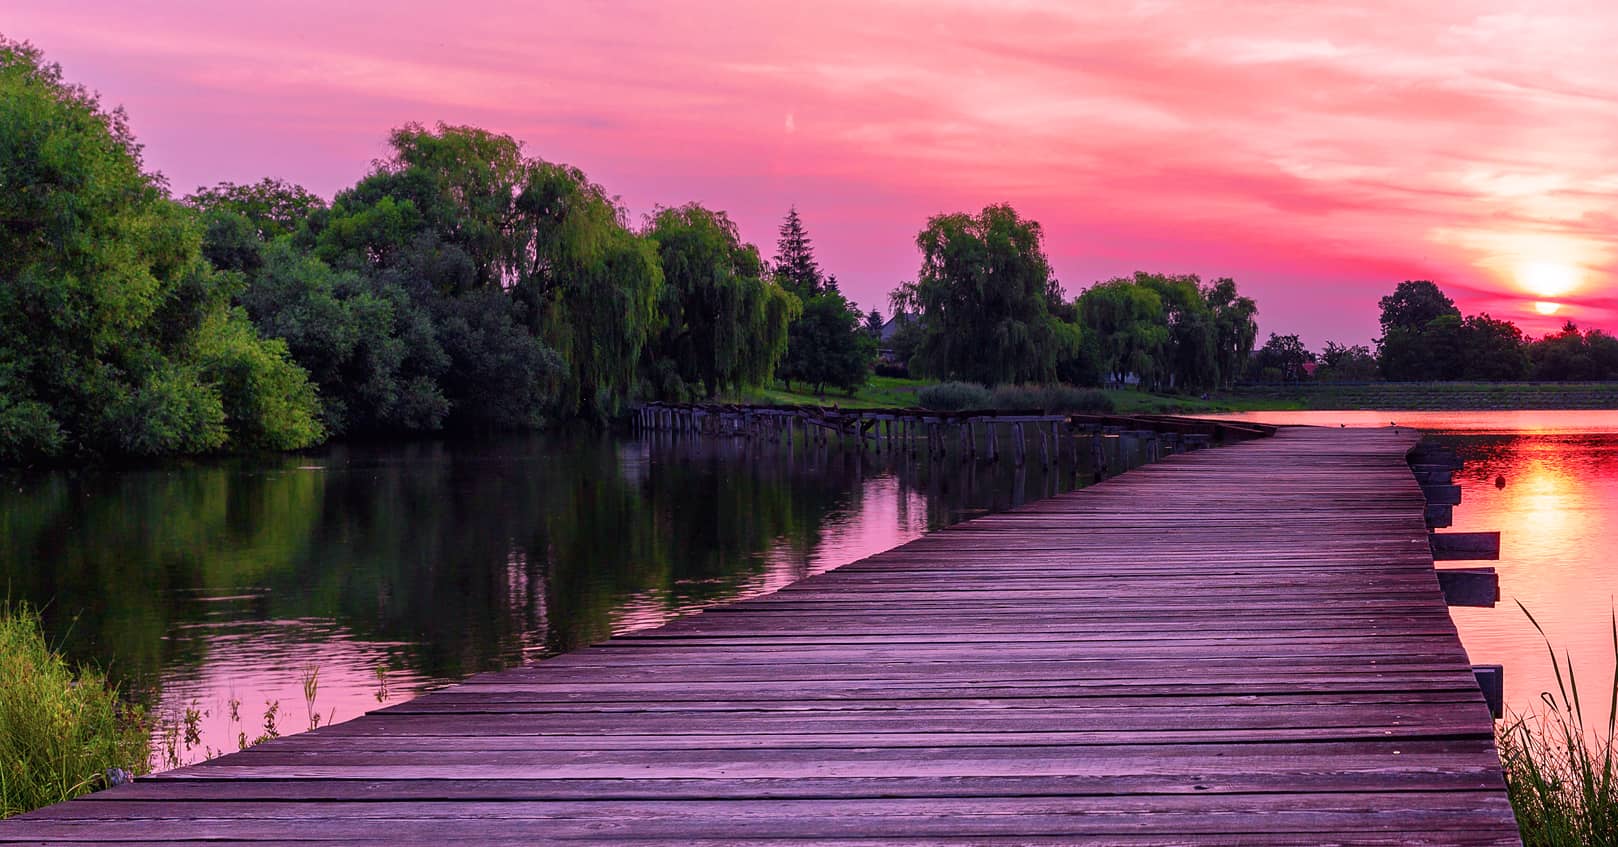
0, 426, 1518, 844
634, 401, 1274, 468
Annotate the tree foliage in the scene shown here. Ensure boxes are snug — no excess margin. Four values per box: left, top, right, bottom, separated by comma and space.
645, 205, 797, 398
767, 208, 874, 395
1373, 281, 1534, 381
1249, 333, 1315, 383
187, 178, 326, 241
0, 37, 322, 463
1073, 273, 1255, 391
773, 206, 823, 298
894, 205, 1070, 386
1077, 279, 1166, 388
230, 239, 450, 436
778, 293, 876, 395
1317, 342, 1379, 382
1528, 323, 1618, 381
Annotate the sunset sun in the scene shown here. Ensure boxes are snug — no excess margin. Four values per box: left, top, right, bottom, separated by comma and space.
1517, 261, 1581, 299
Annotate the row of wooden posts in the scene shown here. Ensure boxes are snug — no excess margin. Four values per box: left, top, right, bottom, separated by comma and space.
1409, 440, 1507, 719
632, 403, 1268, 469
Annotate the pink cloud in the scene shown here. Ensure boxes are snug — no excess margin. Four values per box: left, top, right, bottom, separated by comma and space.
8, 0, 1616, 345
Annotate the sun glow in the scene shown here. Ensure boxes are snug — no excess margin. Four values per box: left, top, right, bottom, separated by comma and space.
1533, 301, 1562, 316
1516, 261, 1581, 298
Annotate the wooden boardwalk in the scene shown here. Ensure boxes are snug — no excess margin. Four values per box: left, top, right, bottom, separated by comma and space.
2, 426, 1519, 845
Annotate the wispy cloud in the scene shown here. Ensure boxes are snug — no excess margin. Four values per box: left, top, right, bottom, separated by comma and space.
8, 0, 1616, 341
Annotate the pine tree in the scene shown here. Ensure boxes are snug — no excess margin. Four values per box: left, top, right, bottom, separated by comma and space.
774, 206, 822, 298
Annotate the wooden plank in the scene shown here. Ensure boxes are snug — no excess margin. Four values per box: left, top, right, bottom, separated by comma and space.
1432, 531, 1501, 561
1437, 567, 1500, 607
0, 426, 1518, 845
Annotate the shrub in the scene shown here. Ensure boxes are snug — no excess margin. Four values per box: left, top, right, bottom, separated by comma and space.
990, 385, 1115, 413
917, 381, 992, 411
1, 606, 150, 818
195, 309, 325, 451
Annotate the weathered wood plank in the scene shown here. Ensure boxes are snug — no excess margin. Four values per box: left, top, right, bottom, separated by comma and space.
0, 426, 1517, 845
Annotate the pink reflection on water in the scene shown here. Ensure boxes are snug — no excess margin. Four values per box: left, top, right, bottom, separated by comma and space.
608, 476, 932, 636
152, 615, 425, 771
1447, 433, 1618, 723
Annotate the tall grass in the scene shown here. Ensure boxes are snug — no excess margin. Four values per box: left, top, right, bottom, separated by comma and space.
1496, 602, 1618, 846
0, 605, 149, 818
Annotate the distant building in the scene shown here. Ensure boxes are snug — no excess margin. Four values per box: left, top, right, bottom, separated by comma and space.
876, 312, 916, 365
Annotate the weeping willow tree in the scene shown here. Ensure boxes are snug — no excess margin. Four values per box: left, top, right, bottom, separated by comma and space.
644, 204, 798, 399
512, 163, 662, 420
893, 204, 1070, 386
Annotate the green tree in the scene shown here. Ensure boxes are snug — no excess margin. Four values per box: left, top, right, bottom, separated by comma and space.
192, 309, 324, 450
778, 292, 876, 395
773, 206, 822, 298
511, 163, 662, 419
1527, 323, 1618, 380
431, 289, 562, 430
864, 308, 884, 337
1134, 272, 1218, 391
1317, 342, 1379, 382
1377, 281, 1462, 379
1076, 279, 1167, 388
1460, 314, 1530, 380
1379, 280, 1461, 334
0, 38, 322, 463
313, 126, 658, 421
645, 204, 798, 398
1204, 277, 1259, 389
894, 204, 1069, 386
1250, 333, 1315, 383
187, 179, 326, 241
234, 240, 450, 436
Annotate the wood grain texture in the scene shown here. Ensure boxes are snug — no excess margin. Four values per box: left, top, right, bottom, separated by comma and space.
0, 426, 1520, 845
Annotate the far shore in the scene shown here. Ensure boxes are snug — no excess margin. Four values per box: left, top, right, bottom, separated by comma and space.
741, 376, 1618, 415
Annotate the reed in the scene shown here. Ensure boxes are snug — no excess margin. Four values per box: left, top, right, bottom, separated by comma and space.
1496, 602, 1618, 846
0, 605, 149, 818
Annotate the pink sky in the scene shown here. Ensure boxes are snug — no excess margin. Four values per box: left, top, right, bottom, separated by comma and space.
10, 1, 1618, 345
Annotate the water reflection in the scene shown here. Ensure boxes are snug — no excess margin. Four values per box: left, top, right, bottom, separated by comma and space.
1217, 411, 1618, 721
0, 431, 1119, 769
1444, 432, 1618, 723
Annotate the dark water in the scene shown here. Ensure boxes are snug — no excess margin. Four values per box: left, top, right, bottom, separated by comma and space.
1215, 411, 1618, 724
6, 413, 1611, 767
0, 432, 1117, 769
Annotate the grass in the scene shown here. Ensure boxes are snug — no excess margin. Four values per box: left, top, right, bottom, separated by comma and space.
737, 376, 1298, 414
1496, 602, 1618, 846
0, 605, 149, 818
738, 376, 1616, 414
740, 375, 933, 409
1229, 380, 1618, 411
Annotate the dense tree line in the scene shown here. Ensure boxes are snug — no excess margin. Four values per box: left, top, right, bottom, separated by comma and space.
1, 41, 805, 462
1264, 280, 1618, 384
7, 41, 1614, 463
888, 206, 1261, 393
1, 39, 322, 463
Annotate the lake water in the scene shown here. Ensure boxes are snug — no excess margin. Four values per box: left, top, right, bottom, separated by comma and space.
1212, 410, 1618, 729
4, 411, 1612, 768
0, 433, 1109, 769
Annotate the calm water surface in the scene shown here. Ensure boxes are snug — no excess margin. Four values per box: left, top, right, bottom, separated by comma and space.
0, 433, 1108, 769
1215, 410, 1618, 723
5, 412, 1611, 767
